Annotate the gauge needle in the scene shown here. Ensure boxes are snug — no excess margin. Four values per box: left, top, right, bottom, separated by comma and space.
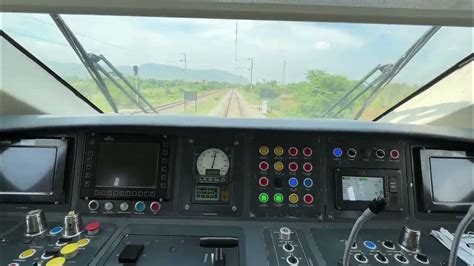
211, 152, 217, 168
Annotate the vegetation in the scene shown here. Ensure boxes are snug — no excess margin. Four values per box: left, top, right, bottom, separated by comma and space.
67, 69, 418, 120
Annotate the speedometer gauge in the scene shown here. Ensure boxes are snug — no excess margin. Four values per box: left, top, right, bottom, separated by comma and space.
196, 148, 230, 176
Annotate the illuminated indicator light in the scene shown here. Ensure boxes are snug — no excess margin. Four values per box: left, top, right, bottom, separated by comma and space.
259, 193, 269, 203
333, 148, 343, 158
288, 177, 299, 188
303, 194, 314, 204
274, 146, 284, 156
303, 162, 313, 172
288, 162, 298, 172
274, 161, 284, 171
289, 193, 299, 204
259, 161, 269, 171
258, 176, 269, 187
259, 146, 270, 156
274, 193, 284, 203
303, 178, 314, 188
390, 149, 400, 159
288, 147, 298, 156
303, 147, 313, 157
49, 226, 63, 235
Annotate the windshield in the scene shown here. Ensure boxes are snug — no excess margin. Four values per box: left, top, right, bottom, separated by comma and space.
2, 13, 472, 120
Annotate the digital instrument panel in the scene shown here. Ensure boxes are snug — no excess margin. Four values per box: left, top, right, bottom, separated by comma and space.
0, 138, 68, 204
80, 133, 173, 215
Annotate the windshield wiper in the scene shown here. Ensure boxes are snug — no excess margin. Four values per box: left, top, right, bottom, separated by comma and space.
321, 26, 441, 120
50, 14, 157, 113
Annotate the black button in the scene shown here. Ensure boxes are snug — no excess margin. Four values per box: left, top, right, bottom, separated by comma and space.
415, 253, 429, 263
43, 248, 60, 258
273, 178, 282, 188
382, 240, 394, 249
355, 253, 367, 263
375, 252, 388, 263
85, 181, 91, 187
395, 253, 408, 263
57, 237, 73, 245
118, 244, 144, 263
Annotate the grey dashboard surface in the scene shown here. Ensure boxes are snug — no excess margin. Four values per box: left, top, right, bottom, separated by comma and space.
1, 115, 473, 142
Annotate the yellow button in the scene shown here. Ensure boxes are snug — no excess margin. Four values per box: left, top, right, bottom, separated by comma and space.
274, 161, 284, 171
19, 248, 36, 259
46, 257, 66, 266
77, 238, 90, 247
274, 146, 284, 156
259, 146, 270, 156
60, 243, 79, 258
289, 193, 299, 204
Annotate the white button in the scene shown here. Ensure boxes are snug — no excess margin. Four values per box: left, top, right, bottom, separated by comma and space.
104, 202, 114, 211
120, 202, 129, 211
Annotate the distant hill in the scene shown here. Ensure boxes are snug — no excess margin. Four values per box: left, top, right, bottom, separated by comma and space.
46, 61, 247, 83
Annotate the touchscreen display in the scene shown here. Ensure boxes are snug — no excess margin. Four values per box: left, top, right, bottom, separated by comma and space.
342, 176, 384, 201
95, 142, 160, 188
0, 146, 57, 194
430, 157, 474, 204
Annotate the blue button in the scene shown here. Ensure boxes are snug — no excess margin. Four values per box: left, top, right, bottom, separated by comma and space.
49, 226, 63, 235
363, 240, 377, 250
333, 148, 343, 158
288, 178, 298, 188
303, 178, 313, 188
135, 201, 146, 212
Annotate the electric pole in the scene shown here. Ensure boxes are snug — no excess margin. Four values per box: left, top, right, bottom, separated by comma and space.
282, 60, 286, 85
234, 21, 238, 72
181, 52, 187, 82
133, 65, 139, 103
249, 57, 254, 91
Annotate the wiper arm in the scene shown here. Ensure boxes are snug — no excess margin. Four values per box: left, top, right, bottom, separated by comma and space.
320, 26, 441, 120
50, 14, 157, 113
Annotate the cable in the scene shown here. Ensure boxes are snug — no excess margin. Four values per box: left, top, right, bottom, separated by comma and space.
342, 197, 386, 266
448, 204, 474, 266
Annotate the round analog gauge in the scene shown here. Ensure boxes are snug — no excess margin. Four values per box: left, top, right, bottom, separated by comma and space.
196, 148, 230, 176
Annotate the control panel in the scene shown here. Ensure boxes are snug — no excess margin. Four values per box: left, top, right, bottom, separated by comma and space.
250, 136, 323, 218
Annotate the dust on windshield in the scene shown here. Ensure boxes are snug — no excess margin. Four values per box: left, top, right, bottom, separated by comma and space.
2, 13, 472, 120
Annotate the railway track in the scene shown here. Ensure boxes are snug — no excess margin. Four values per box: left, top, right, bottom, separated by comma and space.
223, 89, 245, 118
132, 90, 223, 114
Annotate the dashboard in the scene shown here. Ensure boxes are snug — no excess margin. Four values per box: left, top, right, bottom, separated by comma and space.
1, 115, 473, 266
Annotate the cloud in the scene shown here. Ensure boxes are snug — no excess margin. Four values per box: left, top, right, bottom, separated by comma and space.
313, 41, 331, 50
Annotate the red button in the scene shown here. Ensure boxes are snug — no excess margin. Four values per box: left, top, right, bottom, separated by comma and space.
288, 147, 298, 156
303, 147, 313, 157
288, 162, 298, 172
259, 161, 269, 171
150, 201, 161, 213
85, 221, 101, 235
258, 177, 269, 187
303, 162, 313, 172
390, 149, 400, 159
303, 194, 314, 204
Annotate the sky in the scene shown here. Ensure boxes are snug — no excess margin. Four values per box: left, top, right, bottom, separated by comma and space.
2, 13, 473, 85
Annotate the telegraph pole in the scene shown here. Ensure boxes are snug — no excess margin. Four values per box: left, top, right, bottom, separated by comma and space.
249, 57, 254, 91
234, 21, 238, 72
282, 60, 286, 85
181, 52, 187, 82
133, 65, 139, 103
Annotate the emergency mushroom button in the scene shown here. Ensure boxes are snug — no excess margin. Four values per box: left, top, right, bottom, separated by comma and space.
46, 257, 66, 266
85, 221, 101, 236
60, 242, 79, 259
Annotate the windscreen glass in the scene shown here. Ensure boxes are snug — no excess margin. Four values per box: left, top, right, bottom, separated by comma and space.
2, 13, 471, 121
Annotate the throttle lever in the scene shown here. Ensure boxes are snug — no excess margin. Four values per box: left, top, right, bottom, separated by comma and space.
199, 237, 239, 266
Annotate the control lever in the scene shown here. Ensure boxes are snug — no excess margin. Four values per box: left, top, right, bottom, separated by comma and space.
199, 237, 239, 266
25, 209, 48, 237
342, 197, 386, 266
448, 204, 474, 266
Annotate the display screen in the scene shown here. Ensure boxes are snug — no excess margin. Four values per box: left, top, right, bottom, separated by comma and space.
430, 157, 474, 204
0, 146, 57, 194
95, 142, 160, 188
342, 176, 384, 201
195, 186, 220, 201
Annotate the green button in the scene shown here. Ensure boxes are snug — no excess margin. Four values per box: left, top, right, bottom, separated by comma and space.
274, 193, 284, 203
259, 193, 269, 203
